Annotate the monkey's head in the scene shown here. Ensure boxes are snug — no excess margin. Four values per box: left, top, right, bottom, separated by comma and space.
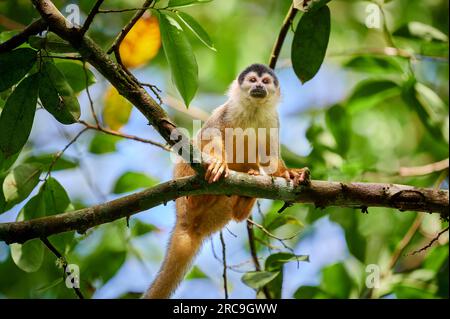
230, 64, 280, 107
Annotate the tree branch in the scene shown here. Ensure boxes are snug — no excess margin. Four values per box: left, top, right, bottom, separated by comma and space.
1, 173, 447, 244
80, 0, 105, 36
30, 0, 204, 175
269, 4, 298, 69
0, 18, 47, 53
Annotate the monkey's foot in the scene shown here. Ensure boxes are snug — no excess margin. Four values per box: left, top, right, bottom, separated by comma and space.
205, 158, 229, 183
247, 168, 260, 176
281, 167, 311, 186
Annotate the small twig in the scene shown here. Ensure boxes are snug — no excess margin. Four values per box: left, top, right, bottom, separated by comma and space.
78, 120, 171, 152
246, 217, 272, 299
55, 126, 106, 202
80, 0, 105, 36
410, 227, 449, 255
40, 55, 83, 60
399, 158, 449, 177
40, 237, 84, 299
269, 4, 298, 69
219, 231, 229, 299
0, 18, 47, 53
44, 127, 89, 180
82, 61, 100, 126
140, 82, 163, 105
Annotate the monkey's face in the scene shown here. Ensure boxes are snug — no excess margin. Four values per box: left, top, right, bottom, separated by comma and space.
237, 64, 280, 102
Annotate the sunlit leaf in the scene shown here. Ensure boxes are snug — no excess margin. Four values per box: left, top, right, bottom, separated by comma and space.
0, 48, 37, 92
241, 271, 279, 290
292, 5, 331, 83
2, 163, 41, 206
119, 15, 161, 68
88, 133, 122, 154
103, 86, 133, 131
113, 171, 158, 194
10, 239, 44, 273
158, 12, 198, 106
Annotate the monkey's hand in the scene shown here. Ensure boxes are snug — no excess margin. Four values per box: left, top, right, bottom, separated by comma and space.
204, 158, 229, 183
247, 168, 260, 176
277, 167, 311, 187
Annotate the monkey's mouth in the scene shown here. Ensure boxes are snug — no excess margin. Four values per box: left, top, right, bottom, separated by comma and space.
249, 88, 267, 98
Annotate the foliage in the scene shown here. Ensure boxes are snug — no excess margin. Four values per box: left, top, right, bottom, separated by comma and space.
0, 0, 448, 299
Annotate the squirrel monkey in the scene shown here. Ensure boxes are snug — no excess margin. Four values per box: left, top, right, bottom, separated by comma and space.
143, 64, 310, 299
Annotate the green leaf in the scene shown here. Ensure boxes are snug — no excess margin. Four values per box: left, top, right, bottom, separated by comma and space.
294, 0, 332, 12
55, 61, 96, 93
241, 271, 280, 290
186, 265, 209, 280
10, 239, 44, 273
292, 5, 331, 83
320, 263, 353, 298
0, 73, 39, 158
28, 33, 77, 53
343, 56, 403, 74
41, 177, 71, 215
167, 0, 212, 8
39, 61, 81, 124
25, 153, 78, 171
158, 12, 198, 106
393, 21, 448, 42
393, 285, 436, 298
265, 215, 303, 232
88, 133, 122, 154
325, 104, 350, 155
402, 78, 447, 140
175, 11, 215, 51
18, 192, 46, 220
265, 252, 309, 272
294, 286, 329, 299
346, 79, 400, 114
113, 171, 158, 194
130, 219, 159, 237
2, 163, 41, 206
0, 48, 37, 92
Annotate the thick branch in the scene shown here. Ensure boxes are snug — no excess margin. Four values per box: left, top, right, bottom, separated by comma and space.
0, 173, 447, 244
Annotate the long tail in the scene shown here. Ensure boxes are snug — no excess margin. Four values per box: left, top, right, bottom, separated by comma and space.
143, 225, 202, 299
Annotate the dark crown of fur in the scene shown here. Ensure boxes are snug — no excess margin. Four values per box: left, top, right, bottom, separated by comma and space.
238, 64, 279, 87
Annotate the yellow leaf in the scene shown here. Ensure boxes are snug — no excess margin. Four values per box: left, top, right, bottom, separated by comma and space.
119, 14, 161, 68
103, 86, 132, 131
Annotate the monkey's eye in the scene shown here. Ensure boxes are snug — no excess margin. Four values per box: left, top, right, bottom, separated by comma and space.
249, 77, 257, 83
262, 78, 271, 84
